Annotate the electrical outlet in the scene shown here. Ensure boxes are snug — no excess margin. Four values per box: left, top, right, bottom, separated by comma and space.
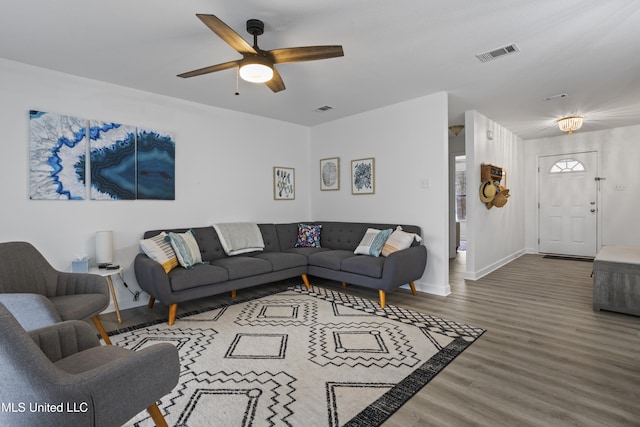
420, 178, 430, 189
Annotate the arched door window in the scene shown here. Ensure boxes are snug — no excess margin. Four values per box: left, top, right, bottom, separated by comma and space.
549, 158, 585, 173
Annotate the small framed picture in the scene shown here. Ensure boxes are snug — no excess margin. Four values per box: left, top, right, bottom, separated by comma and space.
273, 167, 295, 200
351, 158, 375, 195
320, 157, 340, 191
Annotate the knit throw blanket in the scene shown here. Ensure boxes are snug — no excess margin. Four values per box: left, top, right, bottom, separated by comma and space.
213, 222, 265, 256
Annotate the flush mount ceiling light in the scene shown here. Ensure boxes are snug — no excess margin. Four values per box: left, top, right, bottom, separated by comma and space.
239, 56, 273, 83
557, 115, 584, 135
448, 125, 464, 136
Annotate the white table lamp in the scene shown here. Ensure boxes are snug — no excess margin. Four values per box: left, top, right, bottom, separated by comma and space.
96, 231, 113, 268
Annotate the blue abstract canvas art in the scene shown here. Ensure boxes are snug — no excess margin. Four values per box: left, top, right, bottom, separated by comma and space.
29, 110, 175, 201
29, 110, 87, 200
136, 128, 175, 200
89, 120, 136, 200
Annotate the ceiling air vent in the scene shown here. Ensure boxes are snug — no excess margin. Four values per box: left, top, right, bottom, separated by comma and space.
476, 43, 520, 63
314, 105, 334, 112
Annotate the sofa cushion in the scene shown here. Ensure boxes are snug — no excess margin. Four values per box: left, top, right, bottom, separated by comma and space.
308, 250, 355, 271
295, 223, 322, 247
191, 227, 228, 262
275, 223, 300, 251
315, 222, 369, 251
169, 264, 229, 292
211, 257, 272, 280
258, 224, 281, 252
252, 252, 307, 271
341, 256, 386, 278
285, 247, 331, 258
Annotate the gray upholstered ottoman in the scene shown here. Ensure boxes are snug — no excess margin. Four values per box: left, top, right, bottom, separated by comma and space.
593, 246, 640, 316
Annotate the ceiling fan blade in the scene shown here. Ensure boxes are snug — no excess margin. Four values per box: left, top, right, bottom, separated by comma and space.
265, 67, 286, 92
268, 46, 344, 64
196, 14, 257, 55
177, 60, 240, 78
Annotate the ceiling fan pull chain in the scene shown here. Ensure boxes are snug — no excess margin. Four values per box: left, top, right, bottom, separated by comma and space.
235, 66, 240, 96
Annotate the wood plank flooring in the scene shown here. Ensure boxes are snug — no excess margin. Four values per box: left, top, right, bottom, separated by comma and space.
99, 253, 640, 426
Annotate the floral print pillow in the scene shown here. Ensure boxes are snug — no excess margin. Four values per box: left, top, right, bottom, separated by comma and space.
295, 223, 322, 247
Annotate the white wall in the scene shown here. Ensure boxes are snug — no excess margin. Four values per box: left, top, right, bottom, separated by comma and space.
465, 110, 525, 280
310, 92, 451, 296
524, 124, 640, 252
0, 58, 311, 311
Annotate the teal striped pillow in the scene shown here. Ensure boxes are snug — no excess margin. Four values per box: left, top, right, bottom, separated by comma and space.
354, 228, 393, 257
369, 228, 393, 257
166, 230, 202, 269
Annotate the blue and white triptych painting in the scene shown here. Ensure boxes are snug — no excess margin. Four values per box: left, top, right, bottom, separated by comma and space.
29, 110, 175, 200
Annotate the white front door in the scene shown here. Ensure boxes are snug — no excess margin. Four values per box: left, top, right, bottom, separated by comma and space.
538, 152, 598, 257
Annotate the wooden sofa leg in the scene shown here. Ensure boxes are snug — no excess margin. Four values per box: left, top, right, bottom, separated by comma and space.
168, 304, 178, 326
147, 403, 168, 427
148, 296, 156, 308
231, 290, 237, 298
342, 282, 347, 287
379, 290, 386, 309
92, 315, 112, 345
301, 274, 311, 289
409, 281, 417, 295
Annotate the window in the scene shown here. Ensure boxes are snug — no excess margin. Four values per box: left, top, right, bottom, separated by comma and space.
455, 156, 466, 221
550, 158, 585, 173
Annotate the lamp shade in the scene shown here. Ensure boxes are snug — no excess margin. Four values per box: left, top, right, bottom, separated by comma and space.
95, 231, 113, 265
239, 56, 274, 83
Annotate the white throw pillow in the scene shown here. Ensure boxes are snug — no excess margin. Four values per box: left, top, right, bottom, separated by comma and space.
381, 226, 422, 257
139, 232, 179, 273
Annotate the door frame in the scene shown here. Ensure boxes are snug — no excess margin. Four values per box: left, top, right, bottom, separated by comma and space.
537, 150, 601, 256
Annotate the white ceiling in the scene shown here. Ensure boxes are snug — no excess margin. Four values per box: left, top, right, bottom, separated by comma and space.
2, 0, 640, 139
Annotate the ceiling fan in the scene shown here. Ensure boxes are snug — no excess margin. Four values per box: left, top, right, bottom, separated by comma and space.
177, 14, 344, 93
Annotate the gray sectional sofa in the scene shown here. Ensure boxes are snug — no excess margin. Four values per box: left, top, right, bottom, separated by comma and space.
134, 221, 427, 325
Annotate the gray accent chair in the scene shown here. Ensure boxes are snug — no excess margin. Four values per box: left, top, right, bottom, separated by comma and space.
0, 242, 112, 344
0, 302, 179, 427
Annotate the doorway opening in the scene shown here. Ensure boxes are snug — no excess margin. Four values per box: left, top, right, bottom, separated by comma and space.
455, 155, 467, 254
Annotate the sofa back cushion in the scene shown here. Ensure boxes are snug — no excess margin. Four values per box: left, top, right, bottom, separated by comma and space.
257, 224, 281, 252
275, 223, 300, 251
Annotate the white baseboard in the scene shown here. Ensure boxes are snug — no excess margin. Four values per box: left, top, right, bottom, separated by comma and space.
464, 249, 526, 281
403, 280, 451, 296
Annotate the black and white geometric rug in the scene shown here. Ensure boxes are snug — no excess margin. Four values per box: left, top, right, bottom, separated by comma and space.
113, 285, 485, 426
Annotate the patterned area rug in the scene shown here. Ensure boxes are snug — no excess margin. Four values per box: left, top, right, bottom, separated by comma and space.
113, 285, 484, 426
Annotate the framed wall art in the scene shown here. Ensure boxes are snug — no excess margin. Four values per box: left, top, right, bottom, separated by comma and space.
29, 109, 176, 201
320, 157, 340, 191
351, 157, 375, 195
274, 166, 295, 200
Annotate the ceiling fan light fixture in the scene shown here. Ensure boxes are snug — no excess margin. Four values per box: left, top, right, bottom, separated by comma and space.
557, 115, 584, 135
239, 56, 273, 83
